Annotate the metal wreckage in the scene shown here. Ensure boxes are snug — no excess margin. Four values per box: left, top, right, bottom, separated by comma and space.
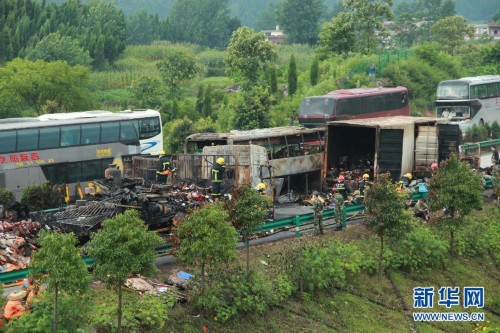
30, 177, 212, 241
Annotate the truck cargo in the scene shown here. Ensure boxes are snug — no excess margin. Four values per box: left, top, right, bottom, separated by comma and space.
322, 116, 461, 181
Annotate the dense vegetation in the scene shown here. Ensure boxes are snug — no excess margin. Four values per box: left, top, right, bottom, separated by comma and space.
2, 0, 500, 153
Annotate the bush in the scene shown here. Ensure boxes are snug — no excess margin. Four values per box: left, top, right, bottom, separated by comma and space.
300, 241, 362, 294
21, 183, 65, 211
393, 224, 448, 271
90, 290, 172, 332
456, 205, 500, 263
6, 292, 91, 333
0, 188, 15, 207
192, 265, 293, 322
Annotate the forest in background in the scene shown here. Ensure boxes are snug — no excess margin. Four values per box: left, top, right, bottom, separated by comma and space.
42, 0, 500, 26
2, 0, 500, 152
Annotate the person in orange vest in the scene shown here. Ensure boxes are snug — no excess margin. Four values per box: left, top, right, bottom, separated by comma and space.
4, 290, 27, 321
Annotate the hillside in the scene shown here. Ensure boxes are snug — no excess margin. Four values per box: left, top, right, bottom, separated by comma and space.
43, 0, 500, 25
163, 222, 500, 332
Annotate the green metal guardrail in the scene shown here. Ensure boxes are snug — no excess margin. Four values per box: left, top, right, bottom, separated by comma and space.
0, 245, 173, 285
460, 139, 500, 154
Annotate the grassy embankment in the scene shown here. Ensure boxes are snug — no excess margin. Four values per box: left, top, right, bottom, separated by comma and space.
162, 221, 499, 333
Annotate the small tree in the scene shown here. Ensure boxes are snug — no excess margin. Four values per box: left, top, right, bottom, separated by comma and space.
310, 56, 319, 86
364, 173, 410, 274
175, 204, 237, 287
429, 155, 483, 259
287, 54, 298, 96
224, 185, 269, 274
0, 188, 15, 208
88, 210, 163, 333
30, 231, 91, 333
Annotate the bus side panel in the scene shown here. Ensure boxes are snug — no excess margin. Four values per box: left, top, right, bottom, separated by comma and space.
438, 124, 461, 162
377, 129, 404, 181
4, 167, 46, 201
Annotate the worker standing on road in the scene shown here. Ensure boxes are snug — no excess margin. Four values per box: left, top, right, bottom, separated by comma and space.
211, 157, 226, 199
492, 146, 499, 166
312, 191, 324, 235
156, 151, 176, 184
336, 175, 350, 200
333, 188, 345, 229
358, 173, 371, 197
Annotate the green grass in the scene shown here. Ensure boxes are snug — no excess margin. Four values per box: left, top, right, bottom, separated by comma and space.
162, 224, 500, 333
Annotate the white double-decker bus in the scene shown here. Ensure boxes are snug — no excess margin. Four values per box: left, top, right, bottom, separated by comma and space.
38, 109, 163, 154
435, 75, 500, 131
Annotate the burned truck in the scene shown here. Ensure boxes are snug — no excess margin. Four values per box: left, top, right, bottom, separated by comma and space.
322, 116, 461, 182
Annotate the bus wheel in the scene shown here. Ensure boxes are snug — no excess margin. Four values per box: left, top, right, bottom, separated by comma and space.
479, 119, 484, 126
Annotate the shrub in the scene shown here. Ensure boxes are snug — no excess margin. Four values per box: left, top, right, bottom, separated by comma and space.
456, 205, 500, 263
192, 265, 293, 322
90, 291, 172, 332
0, 188, 15, 207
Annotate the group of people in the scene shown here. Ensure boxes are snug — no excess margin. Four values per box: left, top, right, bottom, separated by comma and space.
156, 152, 227, 199
3, 278, 42, 323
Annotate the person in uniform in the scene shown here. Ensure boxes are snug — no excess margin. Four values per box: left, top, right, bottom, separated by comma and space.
211, 157, 226, 199
156, 151, 176, 184
312, 191, 324, 235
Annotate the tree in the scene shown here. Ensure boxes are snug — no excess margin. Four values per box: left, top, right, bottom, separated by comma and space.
224, 185, 269, 273
287, 54, 298, 96
275, 0, 323, 45
430, 16, 474, 55
310, 56, 319, 86
202, 85, 213, 118
129, 75, 165, 110
429, 155, 483, 259
168, 117, 196, 153
164, 0, 240, 48
88, 210, 163, 333
175, 203, 237, 290
318, 12, 356, 56
195, 85, 205, 115
338, 0, 393, 54
126, 9, 160, 45
156, 48, 199, 98
25, 32, 92, 67
80, 0, 126, 69
232, 86, 272, 130
0, 58, 96, 115
225, 26, 277, 90
30, 231, 91, 333
364, 173, 410, 274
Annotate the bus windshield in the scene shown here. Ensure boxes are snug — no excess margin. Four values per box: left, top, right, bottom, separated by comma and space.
436, 106, 470, 120
437, 82, 469, 100
299, 97, 335, 117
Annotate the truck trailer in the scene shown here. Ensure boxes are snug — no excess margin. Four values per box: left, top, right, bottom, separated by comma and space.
322, 116, 461, 181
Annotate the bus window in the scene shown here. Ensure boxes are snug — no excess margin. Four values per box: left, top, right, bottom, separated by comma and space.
138, 117, 161, 139
81, 124, 100, 145
120, 121, 138, 143
17, 129, 39, 151
82, 160, 101, 179
478, 85, 488, 99
39, 127, 60, 149
470, 86, 479, 99
61, 125, 80, 147
41, 163, 68, 184
0, 131, 17, 153
101, 122, 119, 143
67, 161, 82, 183
488, 83, 498, 98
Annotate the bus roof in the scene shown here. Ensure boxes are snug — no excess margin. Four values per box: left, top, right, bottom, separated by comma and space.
0, 115, 130, 131
439, 75, 500, 85
0, 117, 40, 124
38, 109, 159, 121
324, 86, 407, 98
326, 116, 451, 128
185, 126, 324, 142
